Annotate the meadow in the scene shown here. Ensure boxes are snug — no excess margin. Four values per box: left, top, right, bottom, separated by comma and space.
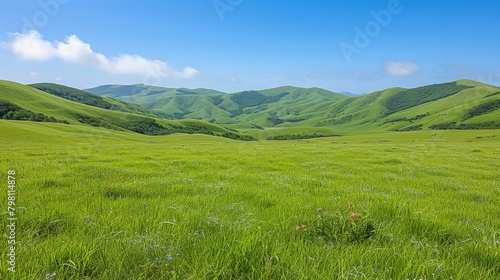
1, 121, 499, 279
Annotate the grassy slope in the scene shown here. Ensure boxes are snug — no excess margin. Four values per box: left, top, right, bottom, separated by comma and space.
0, 80, 247, 138
240, 126, 341, 140
0, 121, 498, 279
234, 86, 348, 127
375, 80, 500, 130
100, 96, 154, 115
29, 83, 154, 116
87, 85, 234, 122
84, 84, 174, 98
326, 80, 500, 131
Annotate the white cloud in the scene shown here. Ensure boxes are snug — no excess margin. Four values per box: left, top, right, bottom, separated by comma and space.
497, 73, 500, 78
29, 72, 38, 78
11, 30, 57, 61
7, 30, 199, 80
56, 34, 104, 65
104, 55, 199, 79
385, 60, 419, 77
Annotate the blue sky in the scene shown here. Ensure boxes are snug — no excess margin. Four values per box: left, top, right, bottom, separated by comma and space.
1, 0, 499, 94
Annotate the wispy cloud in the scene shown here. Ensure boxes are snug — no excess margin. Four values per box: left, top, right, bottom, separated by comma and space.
327, 69, 383, 82
308, 70, 333, 80
6, 30, 199, 80
438, 63, 476, 79
385, 60, 419, 77
228, 77, 241, 83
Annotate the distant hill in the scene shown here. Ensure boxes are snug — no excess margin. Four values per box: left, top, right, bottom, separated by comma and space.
87, 84, 225, 98
86, 80, 500, 131
0, 80, 254, 140
339, 92, 361, 97
86, 85, 349, 127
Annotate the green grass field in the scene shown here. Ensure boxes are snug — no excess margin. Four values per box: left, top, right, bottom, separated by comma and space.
1, 121, 499, 279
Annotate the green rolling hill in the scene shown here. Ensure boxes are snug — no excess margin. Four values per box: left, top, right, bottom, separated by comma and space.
1, 79, 498, 141
86, 80, 500, 132
0, 80, 254, 140
86, 85, 350, 127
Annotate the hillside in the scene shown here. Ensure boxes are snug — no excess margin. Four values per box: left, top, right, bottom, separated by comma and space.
86, 85, 350, 127
29, 83, 155, 116
0, 80, 254, 140
86, 80, 500, 131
